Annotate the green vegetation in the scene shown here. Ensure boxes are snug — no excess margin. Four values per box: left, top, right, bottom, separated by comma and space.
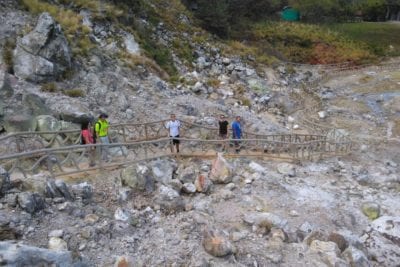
248, 22, 375, 64
63, 88, 85, 98
21, 0, 94, 56
41, 82, 58, 93
206, 78, 221, 88
2, 38, 16, 73
327, 22, 400, 57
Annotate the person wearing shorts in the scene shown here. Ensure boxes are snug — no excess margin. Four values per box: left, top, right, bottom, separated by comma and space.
166, 114, 181, 153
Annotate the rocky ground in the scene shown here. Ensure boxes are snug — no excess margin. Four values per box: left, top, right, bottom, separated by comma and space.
0, 1, 400, 266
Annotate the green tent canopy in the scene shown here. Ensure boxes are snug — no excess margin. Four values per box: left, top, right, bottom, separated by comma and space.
282, 7, 300, 21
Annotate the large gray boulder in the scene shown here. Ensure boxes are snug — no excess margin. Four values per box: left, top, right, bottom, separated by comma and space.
13, 13, 71, 82
0, 241, 88, 266
17, 192, 45, 214
36, 115, 62, 140
120, 164, 155, 192
3, 113, 37, 132
23, 94, 51, 116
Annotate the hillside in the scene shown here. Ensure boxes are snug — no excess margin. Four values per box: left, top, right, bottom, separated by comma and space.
0, 0, 400, 266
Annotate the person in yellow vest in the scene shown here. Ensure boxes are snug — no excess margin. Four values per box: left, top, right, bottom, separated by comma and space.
96, 113, 111, 162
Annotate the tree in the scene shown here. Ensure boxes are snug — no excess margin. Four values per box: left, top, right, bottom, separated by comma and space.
196, 0, 230, 37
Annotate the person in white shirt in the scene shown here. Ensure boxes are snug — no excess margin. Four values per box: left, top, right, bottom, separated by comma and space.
166, 114, 181, 153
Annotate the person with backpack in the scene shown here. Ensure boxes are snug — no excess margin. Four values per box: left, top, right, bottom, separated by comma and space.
81, 121, 96, 167
95, 113, 111, 162
166, 114, 181, 153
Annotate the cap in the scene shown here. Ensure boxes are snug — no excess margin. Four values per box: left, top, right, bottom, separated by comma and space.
99, 113, 108, 118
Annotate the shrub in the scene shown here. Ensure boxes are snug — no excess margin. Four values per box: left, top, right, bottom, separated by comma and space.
41, 82, 58, 92
63, 88, 85, 97
240, 97, 252, 107
2, 38, 16, 73
250, 21, 374, 64
21, 0, 95, 57
206, 78, 220, 87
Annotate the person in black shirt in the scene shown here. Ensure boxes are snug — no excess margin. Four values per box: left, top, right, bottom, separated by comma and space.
218, 115, 229, 151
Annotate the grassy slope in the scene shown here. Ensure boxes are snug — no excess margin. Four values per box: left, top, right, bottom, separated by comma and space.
19, 0, 400, 69
326, 22, 400, 57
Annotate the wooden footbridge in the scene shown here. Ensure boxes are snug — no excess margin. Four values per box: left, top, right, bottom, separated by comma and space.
0, 120, 352, 178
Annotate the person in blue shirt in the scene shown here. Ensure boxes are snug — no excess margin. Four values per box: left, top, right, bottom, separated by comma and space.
232, 116, 242, 153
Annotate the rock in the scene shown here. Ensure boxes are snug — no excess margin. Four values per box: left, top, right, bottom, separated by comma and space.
210, 153, 232, 184
54, 180, 73, 200
318, 111, 327, 119
361, 202, 380, 220
243, 212, 288, 231
158, 185, 180, 200
202, 228, 235, 257
194, 173, 212, 193
48, 237, 68, 251
370, 215, 400, 240
120, 164, 154, 192
17, 192, 45, 214
222, 57, 231, 65
342, 246, 369, 267
215, 189, 234, 200
361, 228, 400, 266
168, 179, 183, 192
36, 115, 62, 140
48, 230, 64, 238
154, 185, 185, 213
84, 214, 99, 225
0, 241, 87, 266
182, 183, 196, 194
23, 94, 51, 116
13, 13, 71, 82
114, 208, 130, 222
230, 231, 248, 242
308, 240, 346, 266
277, 163, 296, 177
123, 33, 140, 55
303, 230, 327, 246
249, 162, 266, 174
177, 165, 198, 184
118, 187, 132, 202
150, 159, 175, 185
328, 232, 348, 252
70, 182, 93, 203
3, 113, 37, 132
114, 256, 135, 267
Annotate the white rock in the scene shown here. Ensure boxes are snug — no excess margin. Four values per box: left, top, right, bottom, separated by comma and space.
114, 208, 130, 222
48, 237, 68, 251
249, 162, 266, 173
48, 230, 64, 238
124, 33, 140, 55
318, 111, 327, 119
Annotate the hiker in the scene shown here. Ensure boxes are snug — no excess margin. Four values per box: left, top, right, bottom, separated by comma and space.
166, 114, 181, 153
232, 115, 242, 153
81, 121, 96, 167
218, 114, 229, 151
96, 113, 111, 162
